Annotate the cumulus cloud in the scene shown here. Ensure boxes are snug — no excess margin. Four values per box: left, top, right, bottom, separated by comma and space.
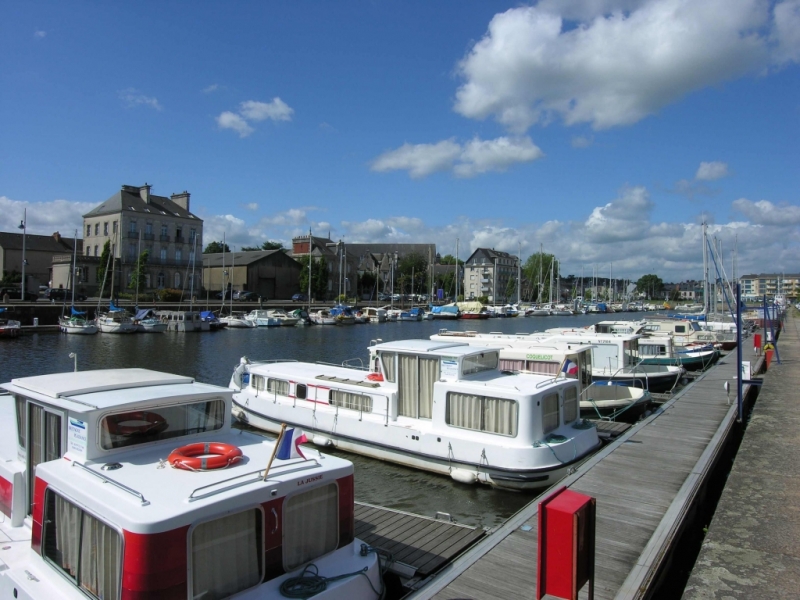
118, 88, 162, 111
34, 30, 46, 39
371, 136, 542, 179
584, 186, 654, 242
216, 97, 294, 137
0, 195, 97, 236
453, 1, 792, 132
216, 112, 254, 138
732, 198, 800, 226
695, 161, 729, 181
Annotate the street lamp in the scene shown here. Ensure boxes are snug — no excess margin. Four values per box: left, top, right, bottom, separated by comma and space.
18, 209, 27, 300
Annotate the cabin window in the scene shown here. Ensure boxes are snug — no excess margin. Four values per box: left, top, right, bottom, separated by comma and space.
397, 356, 438, 419
462, 352, 498, 375
542, 393, 560, 434
380, 352, 396, 383
28, 404, 63, 514
43, 489, 121, 600
563, 386, 578, 424
99, 399, 225, 450
283, 483, 339, 571
14, 395, 26, 449
445, 393, 518, 437
267, 378, 290, 396
498, 358, 524, 372
330, 390, 372, 413
676, 325, 686, 333
296, 383, 307, 400
191, 508, 264, 599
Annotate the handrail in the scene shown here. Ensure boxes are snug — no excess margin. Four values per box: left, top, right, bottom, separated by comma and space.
71, 461, 150, 506
188, 459, 321, 502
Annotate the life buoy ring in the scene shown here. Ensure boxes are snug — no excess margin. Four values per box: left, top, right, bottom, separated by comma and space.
105, 411, 169, 437
168, 442, 243, 471
366, 372, 384, 382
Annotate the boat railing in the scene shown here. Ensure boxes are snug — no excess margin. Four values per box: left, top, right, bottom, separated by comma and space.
188, 459, 322, 502
71, 461, 150, 506
339, 357, 367, 369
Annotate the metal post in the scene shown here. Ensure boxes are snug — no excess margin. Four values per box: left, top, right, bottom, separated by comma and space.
736, 283, 743, 422
18, 209, 27, 300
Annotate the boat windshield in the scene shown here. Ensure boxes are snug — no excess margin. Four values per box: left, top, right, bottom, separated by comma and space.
462, 351, 499, 375
99, 399, 225, 450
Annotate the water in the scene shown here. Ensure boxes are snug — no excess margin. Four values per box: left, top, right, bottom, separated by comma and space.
0, 312, 621, 528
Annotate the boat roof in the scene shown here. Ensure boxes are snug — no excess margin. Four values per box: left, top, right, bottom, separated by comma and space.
1, 369, 227, 413
372, 339, 488, 356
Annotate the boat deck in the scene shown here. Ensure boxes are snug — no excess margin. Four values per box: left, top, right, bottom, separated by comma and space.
354, 502, 485, 583
407, 337, 762, 599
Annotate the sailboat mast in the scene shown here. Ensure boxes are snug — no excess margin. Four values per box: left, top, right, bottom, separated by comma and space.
307, 229, 312, 312
189, 235, 197, 312
109, 229, 117, 305
135, 229, 142, 307
702, 221, 709, 315
71, 229, 78, 308
455, 238, 459, 302
517, 242, 521, 305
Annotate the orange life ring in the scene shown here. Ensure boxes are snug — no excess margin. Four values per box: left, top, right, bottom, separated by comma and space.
105, 411, 168, 436
168, 442, 243, 471
366, 372, 384, 381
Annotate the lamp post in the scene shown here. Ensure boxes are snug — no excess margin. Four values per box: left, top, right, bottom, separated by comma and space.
18, 209, 27, 300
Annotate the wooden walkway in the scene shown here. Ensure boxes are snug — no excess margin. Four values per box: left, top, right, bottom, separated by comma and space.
407, 342, 762, 599
354, 501, 485, 582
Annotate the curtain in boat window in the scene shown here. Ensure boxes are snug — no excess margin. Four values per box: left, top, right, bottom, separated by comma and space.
29, 405, 61, 514
44, 490, 121, 600
283, 484, 339, 571
398, 354, 419, 418
253, 374, 267, 391
446, 393, 482, 430
380, 352, 396, 383
15, 395, 26, 450
192, 509, 262, 599
563, 386, 578, 424
418, 358, 438, 419
483, 397, 518, 436
330, 390, 373, 413
526, 361, 559, 375
499, 358, 525, 372
267, 378, 290, 396
542, 392, 560, 434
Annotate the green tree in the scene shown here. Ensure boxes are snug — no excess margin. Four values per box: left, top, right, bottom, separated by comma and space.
505, 277, 517, 303
438, 254, 463, 266
297, 255, 329, 301
128, 250, 150, 294
241, 240, 284, 251
636, 274, 664, 299
203, 241, 231, 254
359, 271, 377, 299
397, 252, 428, 295
522, 252, 557, 302
97, 240, 112, 297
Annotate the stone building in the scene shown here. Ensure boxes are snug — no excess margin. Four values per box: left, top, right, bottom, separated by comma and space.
202, 250, 301, 300
463, 248, 520, 303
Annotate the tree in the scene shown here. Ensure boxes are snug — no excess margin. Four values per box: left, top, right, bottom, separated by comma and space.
204, 241, 231, 254
128, 250, 150, 294
297, 255, 329, 300
241, 240, 284, 251
438, 254, 463, 266
636, 274, 664, 299
358, 271, 377, 299
397, 252, 428, 295
522, 252, 556, 302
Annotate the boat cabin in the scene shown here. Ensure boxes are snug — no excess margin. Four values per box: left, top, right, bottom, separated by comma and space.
0, 369, 377, 600
155, 310, 209, 332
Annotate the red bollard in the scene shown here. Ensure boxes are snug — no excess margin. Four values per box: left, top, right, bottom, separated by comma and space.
765, 349, 774, 369
753, 333, 762, 354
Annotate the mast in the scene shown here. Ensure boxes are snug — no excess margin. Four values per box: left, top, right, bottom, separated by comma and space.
134, 229, 142, 308
307, 228, 312, 313
65, 229, 78, 318
109, 228, 117, 307
455, 238, 459, 302
539, 243, 543, 303
221, 232, 226, 314
702, 221, 709, 315
189, 234, 197, 312
230, 246, 235, 315
517, 242, 521, 305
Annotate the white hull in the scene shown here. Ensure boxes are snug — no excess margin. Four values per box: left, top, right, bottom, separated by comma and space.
59, 320, 98, 335
221, 317, 257, 328
97, 320, 136, 333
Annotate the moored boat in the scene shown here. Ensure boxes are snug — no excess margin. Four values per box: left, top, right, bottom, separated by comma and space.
0, 308, 21, 338
96, 307, 137, 333
58, 307, 98, 335
245, 309, 281, 327
156, 309, 210, 332
133, 308, 168, 333
229, 339, 602, 491
220, 311, 257, 328
0, 368, 381, 600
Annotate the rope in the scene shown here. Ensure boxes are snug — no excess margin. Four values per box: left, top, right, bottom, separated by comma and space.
279, 545, 392, 599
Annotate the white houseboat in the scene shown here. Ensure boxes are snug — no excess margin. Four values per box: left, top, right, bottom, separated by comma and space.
0, 369, 381, 600
229, 340, 602, 491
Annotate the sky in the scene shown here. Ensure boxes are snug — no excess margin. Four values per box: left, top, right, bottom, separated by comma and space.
2, 0, 799, 283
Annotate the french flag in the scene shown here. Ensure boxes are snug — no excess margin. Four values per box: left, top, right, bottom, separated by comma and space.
276, 428, 308, 460
561, 360, 579, 375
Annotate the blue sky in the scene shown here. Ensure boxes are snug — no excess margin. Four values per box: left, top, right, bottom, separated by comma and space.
2, 0, 799, 282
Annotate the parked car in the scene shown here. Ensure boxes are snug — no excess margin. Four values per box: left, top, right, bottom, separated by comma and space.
0, 286, 39, 301
234, 291, 259, 302
292, 293, 308, 302
46, 288, 87, 301
214, 290, 231, 300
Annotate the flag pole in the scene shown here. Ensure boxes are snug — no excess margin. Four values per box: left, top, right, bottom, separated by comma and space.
263, 423, 287, 481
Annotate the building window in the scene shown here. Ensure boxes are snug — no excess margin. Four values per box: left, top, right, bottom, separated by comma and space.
94, 245, 98, 257
174, 272, 181, 288
103, 222, 108, 236
145, 221, 153, 235
283, 484, 339, 571
191, 509, 264, 599
86, 247, 91, 256
160, 248, 166, 263
113, 221, 117, 233
189, 248, 196, 262
176, 226, 183, 240
128, 243, 136, 260
86, 224, 91, 237
175, 249, 182, 262
161, 224, 168, 237
43, 489, 121, 600
189, 228, 196, 242
94, 223, 99, 236
157, 272, 165, 288
129, 220, 137, 233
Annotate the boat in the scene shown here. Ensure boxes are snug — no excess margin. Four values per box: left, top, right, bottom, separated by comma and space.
289, 308, 312, 325
360, 306, 387, 323
133, 308, 168, 333
199, 310, 227, 330
460, 309, 490, 319
0, 308, 21, 338
638, 336, 719, 371
397, 307, 423, 321
156, 309, 210, 332
268, 308, 301, 326
220, 311, 257, 328
641, 317, 738, 351
245, 309, 281, 327
309, 308, 338, 325
527, 304, 551, 316
429, 304, 460, 320
550, 305, 575, 316
96, 304, 137, 333
229, 339, 602, 491
58, 307, 98, 335
330, 305, 356, 325
0, 368, 381, 600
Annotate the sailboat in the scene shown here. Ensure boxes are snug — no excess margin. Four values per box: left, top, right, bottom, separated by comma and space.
96, 230, 136, 333
59, 230, 98, 334
219, 244, 256, 328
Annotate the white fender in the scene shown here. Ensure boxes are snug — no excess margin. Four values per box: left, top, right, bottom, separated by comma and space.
312, 435, 333, 448
450, 468, 478, 485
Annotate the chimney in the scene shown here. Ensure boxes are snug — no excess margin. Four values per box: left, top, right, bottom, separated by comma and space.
139, 183, 152, 204
171, 190, 190, 212
53, 232, 61, 243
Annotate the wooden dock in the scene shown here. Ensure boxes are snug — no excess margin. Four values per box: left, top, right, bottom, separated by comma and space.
407, 340, 763, 599
354, 501, 485, 583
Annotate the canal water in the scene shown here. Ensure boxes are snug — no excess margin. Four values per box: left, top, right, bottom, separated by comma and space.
1, 312, 624, 528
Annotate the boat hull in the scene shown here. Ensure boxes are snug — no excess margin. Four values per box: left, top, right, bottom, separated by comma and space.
591, 369, 683, 394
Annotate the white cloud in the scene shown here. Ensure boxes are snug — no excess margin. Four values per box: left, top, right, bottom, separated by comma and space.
732, 198, 800, 226
216, 111, 254, 138
118, 88, 162, 111
773, 0, 800, 64
371, 136, 542, 179
34, 30, 46, 39
245, 203, 258, 211
239, 98, 294, 122
203, 84, 219, 94
571, 135, 594, 148
695, 161, 729, 181
584, 186, 654, 242
454, 1, 784, 132
0, 195, 96, 236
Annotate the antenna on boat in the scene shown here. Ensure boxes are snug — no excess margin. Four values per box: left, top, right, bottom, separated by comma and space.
263, 423, 288, 481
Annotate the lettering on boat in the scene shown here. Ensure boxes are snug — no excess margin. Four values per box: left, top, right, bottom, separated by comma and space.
526, 353, 554, 360
298, 474, 324, 486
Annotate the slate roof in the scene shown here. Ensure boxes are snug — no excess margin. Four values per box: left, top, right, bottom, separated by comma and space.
83, 188, 200, 220
203, 250, 298, 267
0, 232, 80, 253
